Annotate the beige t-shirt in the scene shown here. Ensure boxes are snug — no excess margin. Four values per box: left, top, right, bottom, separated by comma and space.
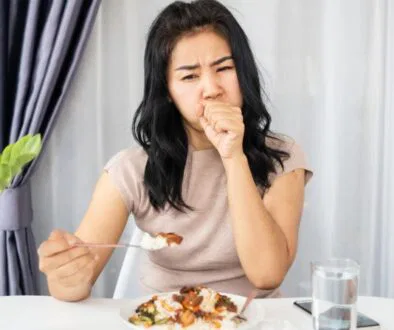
104, 136, 312, 298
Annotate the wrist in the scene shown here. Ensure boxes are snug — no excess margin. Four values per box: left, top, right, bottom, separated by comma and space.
222, 152, 248, 172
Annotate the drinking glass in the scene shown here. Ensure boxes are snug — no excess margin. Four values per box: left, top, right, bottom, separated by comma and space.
311, 258, 360, 330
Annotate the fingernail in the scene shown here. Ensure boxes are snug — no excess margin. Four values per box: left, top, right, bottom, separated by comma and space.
68, 240, 76, 246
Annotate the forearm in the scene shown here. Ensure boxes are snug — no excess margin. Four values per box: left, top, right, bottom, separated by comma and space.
223, 154, 289, 289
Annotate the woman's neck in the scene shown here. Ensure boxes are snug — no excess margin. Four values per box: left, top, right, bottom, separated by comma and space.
184, 122, 214, 151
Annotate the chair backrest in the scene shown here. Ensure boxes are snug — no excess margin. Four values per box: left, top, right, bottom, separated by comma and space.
113, 225, 146, 299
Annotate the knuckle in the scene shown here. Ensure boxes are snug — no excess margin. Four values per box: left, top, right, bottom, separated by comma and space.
38, 260, 47, 273
37, 242, 47, 256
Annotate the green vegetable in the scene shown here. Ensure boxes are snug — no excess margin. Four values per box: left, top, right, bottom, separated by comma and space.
155, 317, 170, 325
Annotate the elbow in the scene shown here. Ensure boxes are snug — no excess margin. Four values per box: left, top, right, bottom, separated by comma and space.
250, 274, 285, 291
245, 249, 296, 291
246, 266, 288, 291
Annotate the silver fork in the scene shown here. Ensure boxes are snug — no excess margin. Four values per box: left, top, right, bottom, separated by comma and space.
232, 289, 258, 324
73, 241, 173, 251
73, 242, 143, 249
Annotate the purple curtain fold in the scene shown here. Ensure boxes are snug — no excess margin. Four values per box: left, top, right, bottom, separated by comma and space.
0, 0, 101, 295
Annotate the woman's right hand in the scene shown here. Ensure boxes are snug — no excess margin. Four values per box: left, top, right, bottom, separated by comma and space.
38, 230, 98, 301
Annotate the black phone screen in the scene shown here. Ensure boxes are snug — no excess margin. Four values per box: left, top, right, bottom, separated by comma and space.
293, 300, 380, 328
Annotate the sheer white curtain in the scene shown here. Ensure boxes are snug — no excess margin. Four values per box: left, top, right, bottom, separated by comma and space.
31, 0, 394, 298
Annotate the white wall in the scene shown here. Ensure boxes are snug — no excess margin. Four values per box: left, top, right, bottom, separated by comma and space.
31, 0, 394, 298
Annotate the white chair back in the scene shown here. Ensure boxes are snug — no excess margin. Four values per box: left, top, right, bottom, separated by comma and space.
113, 225, 146, 299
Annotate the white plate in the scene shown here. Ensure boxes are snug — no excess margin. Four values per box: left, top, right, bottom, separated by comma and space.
119, 292, 265, 329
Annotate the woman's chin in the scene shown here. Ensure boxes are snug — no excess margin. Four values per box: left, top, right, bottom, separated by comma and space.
183, 120, 204, 133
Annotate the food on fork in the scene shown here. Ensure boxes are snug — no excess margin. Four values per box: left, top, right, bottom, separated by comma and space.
128, 286, 245, 329
140, 232, 183, 251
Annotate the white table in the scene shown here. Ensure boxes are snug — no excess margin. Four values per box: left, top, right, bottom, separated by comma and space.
0, 296, 393, 329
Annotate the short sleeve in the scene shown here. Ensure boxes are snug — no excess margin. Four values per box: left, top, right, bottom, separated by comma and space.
103, 148, 146, 215
270, 136, 313, 185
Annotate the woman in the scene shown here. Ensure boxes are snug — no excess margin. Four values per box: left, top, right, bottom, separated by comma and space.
38, 0, 312, 302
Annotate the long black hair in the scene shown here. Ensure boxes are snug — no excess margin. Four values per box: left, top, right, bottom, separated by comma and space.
132, 0, 289, 212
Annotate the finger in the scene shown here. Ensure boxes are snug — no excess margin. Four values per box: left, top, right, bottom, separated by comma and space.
231, 106, 242, 113
206, 112, 243, 128
49, 253, 97, 280
199, 117, 218, 138
38, 237, 71, 258
202, 101, 240, 113
215, 119, 244, 134
48, 229, 65, 241
39, 230, 82, 257
199, 116, 209, 131
204, 106, 241, 123
57, 258, 97, 288
39, 246, 92, 273
196, 103, 204, 117
63, 231, 82, 246
200, 100, 230, 109
204, 113, 242, 134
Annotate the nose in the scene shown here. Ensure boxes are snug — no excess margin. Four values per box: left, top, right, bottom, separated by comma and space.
201, 73, 222, 100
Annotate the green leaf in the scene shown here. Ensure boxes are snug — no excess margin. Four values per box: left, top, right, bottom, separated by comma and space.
9, 134, 42, 169
0, 180, 7, 192
20, 134, 42, 158
9, 164, 22, 178
10, 154, 37, 177
0, 164, 12, 192
9, 134, 32, 165
0, 144, 13, 165
0, 134, 42, 190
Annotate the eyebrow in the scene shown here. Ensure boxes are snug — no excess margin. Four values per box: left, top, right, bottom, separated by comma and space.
175, 55, 233, 71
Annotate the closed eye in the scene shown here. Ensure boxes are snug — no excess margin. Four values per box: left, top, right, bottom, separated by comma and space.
181, 74, 198, 81
217, 66, 234, 72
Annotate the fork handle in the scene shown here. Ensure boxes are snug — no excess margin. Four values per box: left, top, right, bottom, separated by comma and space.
73, 242, 140, 248
240, 289, 258, 315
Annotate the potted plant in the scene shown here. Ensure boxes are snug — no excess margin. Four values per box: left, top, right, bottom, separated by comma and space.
0, 134, 42, 193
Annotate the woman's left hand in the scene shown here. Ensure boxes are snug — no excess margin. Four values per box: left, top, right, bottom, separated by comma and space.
197, 101, 245, 159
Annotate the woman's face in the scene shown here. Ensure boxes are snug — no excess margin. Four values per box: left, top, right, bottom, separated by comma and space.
167, 30, 243, 133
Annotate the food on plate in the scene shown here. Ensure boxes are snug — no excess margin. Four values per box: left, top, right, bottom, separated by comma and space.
140, 232, 183, 251
128, 286, 246, 328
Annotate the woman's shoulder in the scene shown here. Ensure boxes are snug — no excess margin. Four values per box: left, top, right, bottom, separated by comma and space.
265, 133, 296, 151
266, 133, 313, 183
103, 145, 148, 214
104, 145, 148, 175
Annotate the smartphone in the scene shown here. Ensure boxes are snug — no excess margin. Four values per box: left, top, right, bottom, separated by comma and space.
293, 300, 380, 329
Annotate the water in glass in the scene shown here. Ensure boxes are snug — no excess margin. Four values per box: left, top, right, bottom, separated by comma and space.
312, 259, 359, 330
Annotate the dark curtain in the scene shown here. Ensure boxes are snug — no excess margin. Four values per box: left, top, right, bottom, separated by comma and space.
0, 0, 101, 295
